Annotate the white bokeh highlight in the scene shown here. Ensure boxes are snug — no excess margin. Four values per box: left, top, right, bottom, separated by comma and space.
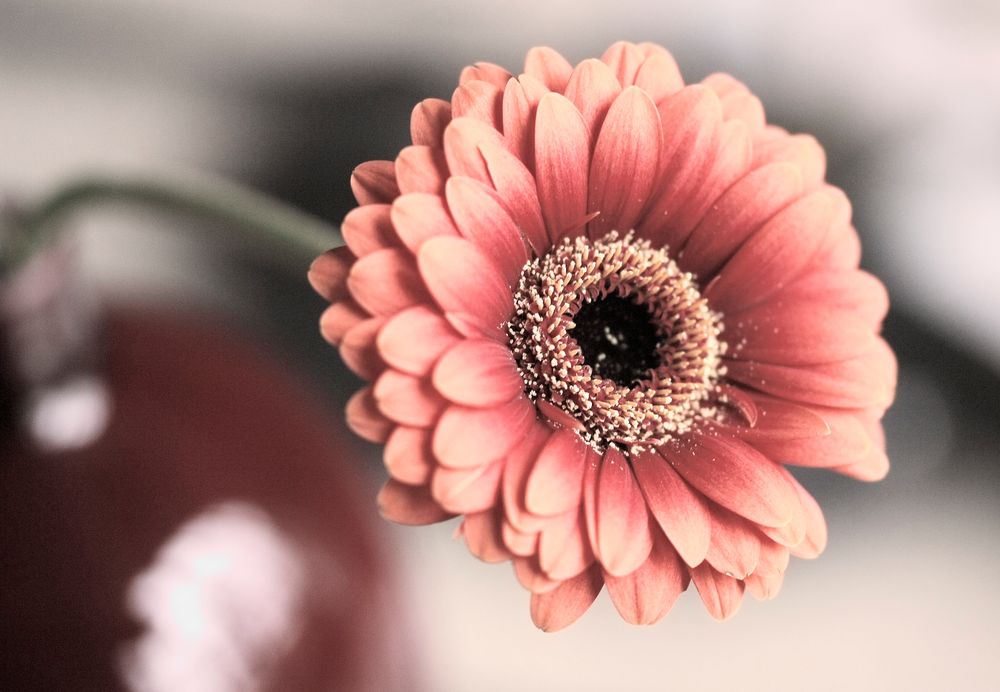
120, 502, 306, 692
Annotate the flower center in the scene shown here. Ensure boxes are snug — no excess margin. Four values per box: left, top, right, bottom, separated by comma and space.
570, 294, 661, 387
508, 231, 726, 450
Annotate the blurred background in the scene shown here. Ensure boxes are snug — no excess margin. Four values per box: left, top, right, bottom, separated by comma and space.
2, 0, 999, 690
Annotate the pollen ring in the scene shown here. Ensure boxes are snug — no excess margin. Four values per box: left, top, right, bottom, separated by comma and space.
508, 231, 726, 450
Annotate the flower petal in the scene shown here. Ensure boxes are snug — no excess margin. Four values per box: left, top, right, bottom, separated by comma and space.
525, 428, 588, 516
538, 508, 593, 580
347, 248, 429, 317
390, 192, 460, 254
588, 86, 662, 238
704, 505, 761, 580
410, 98, 451, 147
752, 132, 827, 190
319, 299, 367, 346
759, 511, 806, 550
535, 92, 591, 242
451, 80, 503, 129
432, 338, 524, 407
813, 218, 862, 270
681, 162, 803, 280
376, 304, 461, 377
478, 141, 549, 256
581, 444, 600, 536
601, 41, 645, 87
754, 408, 871, 469
726, 300, 876, 366
345, 386, 392, 443
373, 369, 447, 427
502, 74, 548, 172
341, 204, 398, 257
671, 119, 753, 242
718, 384, 760, 427
536, 399, 587, 433
564, 59, 622, 146
431, 459, 503, 514
631, 449, 712, 567
701, 73, 765, 135
384, 425, 434, 485
417, 236, 513, 340
835, 456, 888, 481
755, 535, 792, 578
460, 506, 512, 563
530, 565, 604, 632
634, 50, 684, 104
745, 569, 785, 601
351, 160, 400, 205
637, 85, 723, 246
502, 519, 538, 556
775, 269, 890, 329
443, 116, 504, 184
514, 555, 561, 594
605, 532, 687, 625
524, 46, 573, 92
460, 62, 513, 89
833, 415, 890, 482
662, 431, 799, 528
706, 187, 837, 310
395, 145, 448, 195
723, 338, 896, 409
378, 480, 454, 525
308, 246, 354, 301
433, 397, 536, 469
595, 447, 654, 577
340, 316, 387, 380
501, 423, 554, 533
729, 394, 831, 442
689, 562, 745, 621
783, 470, 828, 558
445, 176, 529, 286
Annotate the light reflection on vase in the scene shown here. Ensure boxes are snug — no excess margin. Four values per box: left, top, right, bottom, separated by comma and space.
120, 501, 311, 692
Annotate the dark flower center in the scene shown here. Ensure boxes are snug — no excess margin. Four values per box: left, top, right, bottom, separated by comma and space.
508, 231, 726, 449
570, 294, 661, 387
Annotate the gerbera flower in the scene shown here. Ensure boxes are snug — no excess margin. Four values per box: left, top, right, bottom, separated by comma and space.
309, 41, 896, 631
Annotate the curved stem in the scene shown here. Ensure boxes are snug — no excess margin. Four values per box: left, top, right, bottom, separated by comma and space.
3, 173, 341, 273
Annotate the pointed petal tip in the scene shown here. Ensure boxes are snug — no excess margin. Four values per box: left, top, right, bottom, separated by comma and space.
345, 386, 392, 443
690, 563, 745, 621
605, 534, 686, 625
524, 46, 573, 92
530, 565, 604, 632
377, 480, 454, 526
308, 246, 353, 301
525, 428, 588, 516
595, 448, 654, 577
350, 160, 400, 205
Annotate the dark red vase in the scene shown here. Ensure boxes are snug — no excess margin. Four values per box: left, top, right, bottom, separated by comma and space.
1, 245, 410, 691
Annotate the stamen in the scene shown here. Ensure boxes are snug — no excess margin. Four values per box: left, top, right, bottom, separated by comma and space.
508, 231, 726, 451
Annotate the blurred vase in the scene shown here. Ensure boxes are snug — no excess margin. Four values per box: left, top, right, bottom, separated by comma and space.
0, 239, 409, 691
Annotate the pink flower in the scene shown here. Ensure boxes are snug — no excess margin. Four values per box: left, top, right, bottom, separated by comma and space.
309, 42, 896, 631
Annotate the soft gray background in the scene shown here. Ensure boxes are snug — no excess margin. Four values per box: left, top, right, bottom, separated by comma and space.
2, 1, 998, 690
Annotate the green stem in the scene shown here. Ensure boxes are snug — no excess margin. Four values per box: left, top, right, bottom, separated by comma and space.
3, 173, 341, 273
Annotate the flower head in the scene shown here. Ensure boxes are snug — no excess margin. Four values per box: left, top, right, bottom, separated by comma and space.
309, 42, 896, 630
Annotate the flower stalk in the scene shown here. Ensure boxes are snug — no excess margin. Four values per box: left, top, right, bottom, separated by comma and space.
2, 173, 341, 274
